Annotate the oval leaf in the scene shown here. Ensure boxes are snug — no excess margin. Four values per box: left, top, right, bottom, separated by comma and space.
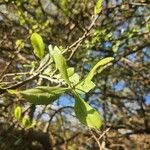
20, 86, 67, 105
74, 94, 102, 130
31, 33, 45, 59
49, 46, 69, 84
22, 116, 32, 128
14, 106, 22, 121
95, 0, 103, 15
86, 57, 114, 81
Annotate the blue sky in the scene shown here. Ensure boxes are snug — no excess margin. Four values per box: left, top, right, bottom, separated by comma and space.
145, 93, 150, 105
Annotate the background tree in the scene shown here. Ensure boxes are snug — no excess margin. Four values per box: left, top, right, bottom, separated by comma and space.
0, 0, 150, 150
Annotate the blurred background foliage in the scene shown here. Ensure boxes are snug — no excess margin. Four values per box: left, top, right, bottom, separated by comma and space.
0, 0, 150, 149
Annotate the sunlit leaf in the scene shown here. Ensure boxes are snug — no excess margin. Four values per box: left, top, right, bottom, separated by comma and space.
16, 39, 24, 50
14, 106, 22, 121
67, 67, 75, 77
7, 89, 18, 94
22, 116, 32, 128
74, 94, 102, 130
60, 0, 68, 12
95, 0, 103, 15
69, 73, 80, 85
49, 46, 70, 84
31, 32, 45, 59
75, 80, 95, 94
20, 86, 67, 105
86, 57, 114, 81
67, 67, 80, 85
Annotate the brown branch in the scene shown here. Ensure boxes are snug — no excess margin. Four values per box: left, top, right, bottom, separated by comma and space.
0, 58, 52, 95
54, 132, 80, 147
64, 14, 105, 60
46, 106, 73, 132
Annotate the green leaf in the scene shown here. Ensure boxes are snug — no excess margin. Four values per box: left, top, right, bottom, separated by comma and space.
60, 0, 68, 7
14, 106, 22, 121
95, 0, 103, 15
69, 73, 80, 85
86, 57, 114, 81
20, 86, 67, 105
67, 67, 80, 85
75, 80, 95, 94
74, 94, 102, 129
7, 89, 18, 94
75, 57, 114, 94
60, 0, 68, 12
31, 32, 45, 59
67, 67, 75, 77
22, 116, 32, 128
49, 46, 69, 84
16, 39, 24, 50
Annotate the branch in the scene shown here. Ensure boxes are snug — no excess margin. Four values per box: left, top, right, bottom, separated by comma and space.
46, 106, 73, 132
0, 58, 52, 95
63, 11, 104, 60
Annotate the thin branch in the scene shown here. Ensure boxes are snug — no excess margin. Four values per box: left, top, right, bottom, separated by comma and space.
46, 106, 73, 132
0, 58, 52, 94
98, 128, 111, 140
63, 12, 105, 60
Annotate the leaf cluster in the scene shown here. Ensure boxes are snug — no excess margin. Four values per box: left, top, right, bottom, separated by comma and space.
13, 33, 114, 130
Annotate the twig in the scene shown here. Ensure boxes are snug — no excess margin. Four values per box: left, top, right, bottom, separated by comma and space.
63, 12, 104, 60
98, 128, 111, 140
0, 72, 29, 82
46, 106, 73, 132
129, 2, 150, 6
0, 48, 21, 80
91, 132, 102, 150
0, 58, 52, 95
39, 75, 67, 87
